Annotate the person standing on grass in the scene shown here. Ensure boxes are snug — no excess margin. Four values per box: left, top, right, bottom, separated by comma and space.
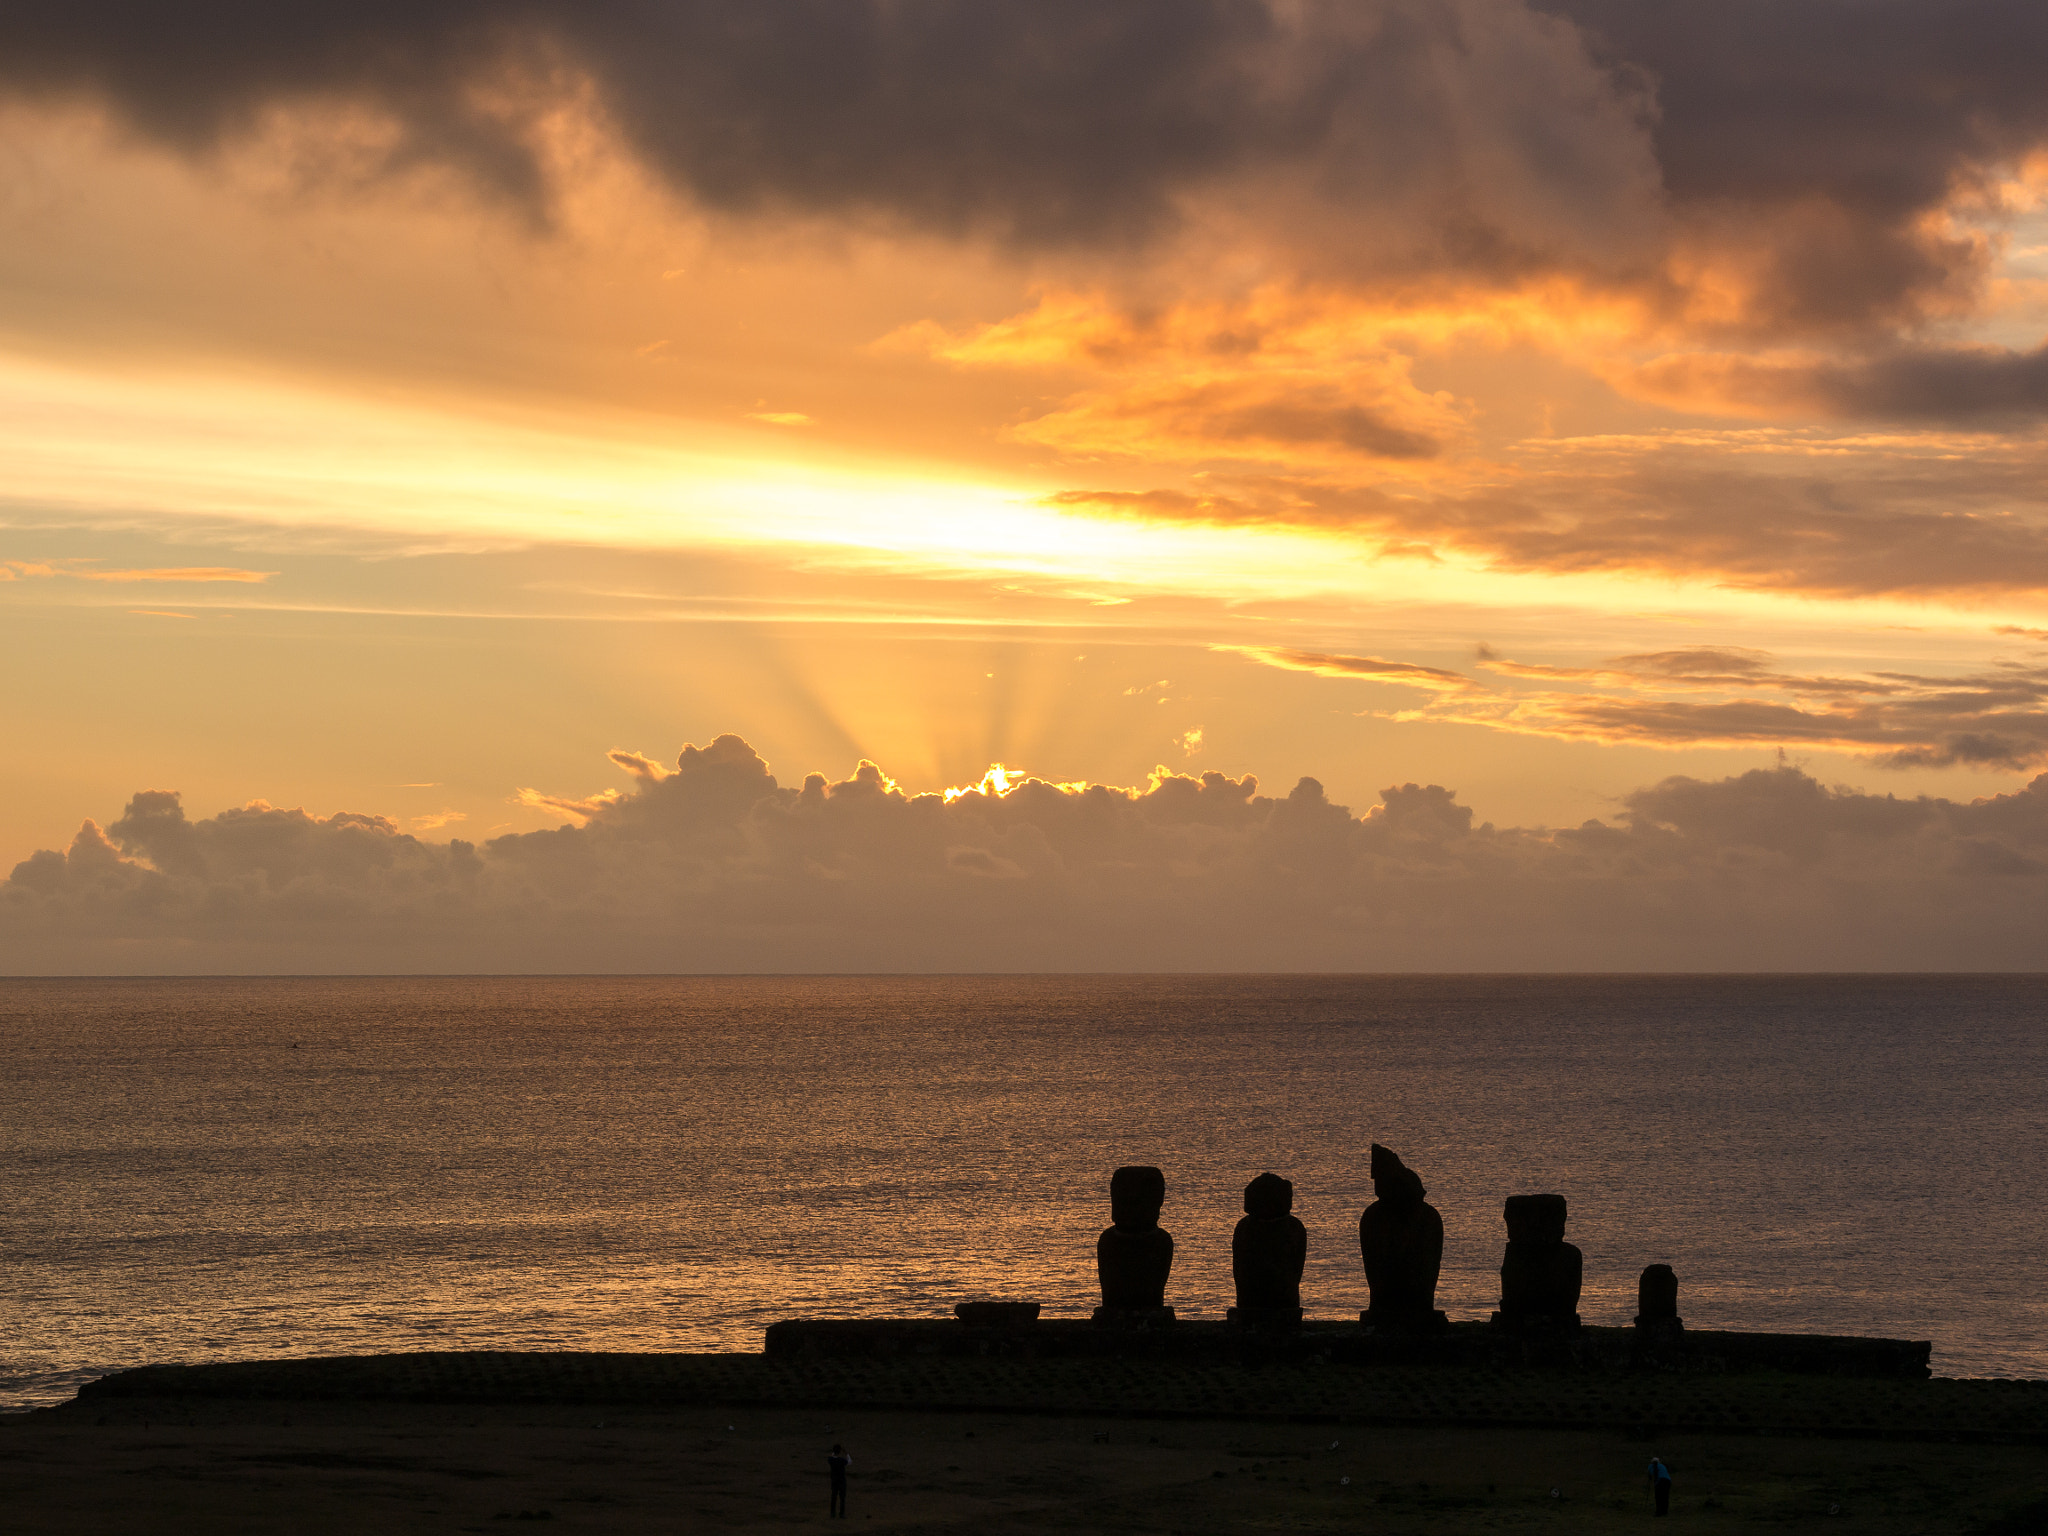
1647, 1455, 1673, 1516
827, 1442, 852, 1519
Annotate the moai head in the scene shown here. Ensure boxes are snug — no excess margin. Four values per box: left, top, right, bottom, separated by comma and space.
1369, 1143, 1427, 1207
1504, 1193, 1568, 1244
1109, 1165, 1166, 1230
1243, 1171, 1294, 1220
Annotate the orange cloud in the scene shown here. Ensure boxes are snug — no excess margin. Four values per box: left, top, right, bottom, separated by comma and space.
605, 749, 669, 781
1044, 487, 1306, 529
904, 288, 1470, 469
1047, 425, 2048, 601
1016, 374, 1449, 464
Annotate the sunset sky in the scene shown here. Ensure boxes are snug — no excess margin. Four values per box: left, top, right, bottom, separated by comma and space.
7, 1, 2048, 970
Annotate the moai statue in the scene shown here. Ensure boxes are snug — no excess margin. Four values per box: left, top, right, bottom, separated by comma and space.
1493, 1193, 1583, 1330
1358, 1143, 1446, 1331
1634, 1263, 1683, 1331
1093, 1165, 1175, 1325
1228, 1172, 1307, 1330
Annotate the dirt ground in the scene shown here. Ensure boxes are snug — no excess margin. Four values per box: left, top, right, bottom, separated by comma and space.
3, 1396, 2043, 1535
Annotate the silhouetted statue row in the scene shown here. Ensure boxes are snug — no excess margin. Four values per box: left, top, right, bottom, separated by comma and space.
1095, 1146, 1681, 1334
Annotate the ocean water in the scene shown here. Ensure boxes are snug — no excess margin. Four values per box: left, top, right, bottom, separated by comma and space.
1, 974, 2042, 1409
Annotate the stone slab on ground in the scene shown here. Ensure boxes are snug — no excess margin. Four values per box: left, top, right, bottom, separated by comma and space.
765, 1318, 1932, 1377
76, 1351, 2048, 1444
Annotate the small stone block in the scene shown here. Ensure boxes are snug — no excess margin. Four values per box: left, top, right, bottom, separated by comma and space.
1091, 1306, 1176, 1328
1489, 1309, 1583, 1333
1359, 1308, 1449, 1334
953, 1302, 1041, 1328
1225, 1305, 1304, 1332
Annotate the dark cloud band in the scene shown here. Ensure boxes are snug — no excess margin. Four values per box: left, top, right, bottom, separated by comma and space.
10, 736, 2048, 970
8, 1, 2042, 300
0, 1, 1351, 243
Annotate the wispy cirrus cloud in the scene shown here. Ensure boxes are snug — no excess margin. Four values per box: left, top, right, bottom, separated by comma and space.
1234, 640, 2048, 770
1615, 342, 2048, 426
511, 786, 626, 820
1053, 426, 2048, 600
1222, 646, 1476, 692
2, 558, 277, 583
605, 749, 669, 782
73, 566, 278, 583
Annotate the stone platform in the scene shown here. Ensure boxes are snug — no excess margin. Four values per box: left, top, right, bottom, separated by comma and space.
763, 1317, 1932, 1379
72, 1348, 2047, 1445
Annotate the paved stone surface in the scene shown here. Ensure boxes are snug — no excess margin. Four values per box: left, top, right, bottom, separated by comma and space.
79, 1351, 2048, 1443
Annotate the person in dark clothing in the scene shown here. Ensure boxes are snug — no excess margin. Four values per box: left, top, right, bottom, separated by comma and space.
827, 1443, 852, 1518
1647, 1455, 1672, 1516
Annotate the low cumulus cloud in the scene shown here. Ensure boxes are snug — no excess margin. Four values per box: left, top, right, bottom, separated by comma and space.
7, 733, 2048, 973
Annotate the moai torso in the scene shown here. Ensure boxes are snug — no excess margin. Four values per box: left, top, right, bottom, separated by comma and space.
1232, 1172, 1308, 1309
1497, 1193, 1583, 1325
1096, 1165, 1174, 1309
1635, 1263, 1682, 1328
1359, 1143, 1444, 1320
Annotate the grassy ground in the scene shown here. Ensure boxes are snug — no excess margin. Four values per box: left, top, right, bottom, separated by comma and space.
6, 1392, 2045, 1534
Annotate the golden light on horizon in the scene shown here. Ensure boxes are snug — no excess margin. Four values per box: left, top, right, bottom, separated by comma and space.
9, 0, 2048, 970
